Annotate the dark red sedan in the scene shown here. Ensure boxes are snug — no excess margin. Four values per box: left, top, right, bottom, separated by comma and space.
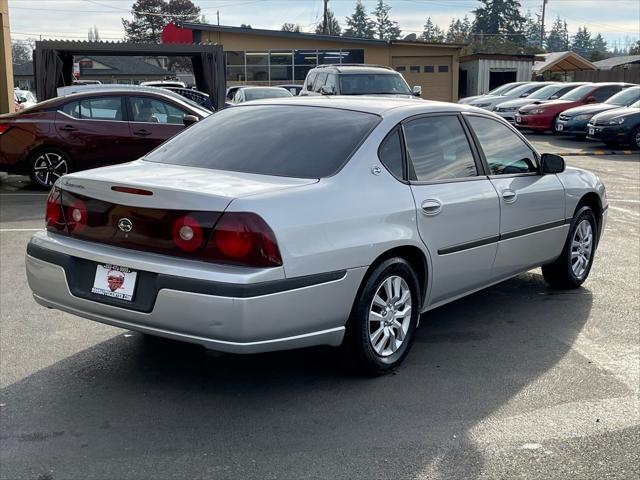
515, 83, 634, 133
0, 89, 210, 188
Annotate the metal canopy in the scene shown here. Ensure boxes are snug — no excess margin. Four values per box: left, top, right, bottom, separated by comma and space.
533, 51, 597, 74
33, 40, 226, 109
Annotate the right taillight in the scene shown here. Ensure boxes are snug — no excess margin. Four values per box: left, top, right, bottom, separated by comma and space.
0, 124, 10, 135
45, 188, 65, 231
204, 212, 282, 268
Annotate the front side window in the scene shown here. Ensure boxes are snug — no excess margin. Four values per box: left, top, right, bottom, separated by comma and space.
379, 129, 404, 180
146, 105, 380, 179
60, 101, 80, 119
404, 115, 477, 182
79, 97, 123, 120
313, 72, 328, 92
130, 97, 186, 124
560, 85, 594, 101
467, 116, 537, 175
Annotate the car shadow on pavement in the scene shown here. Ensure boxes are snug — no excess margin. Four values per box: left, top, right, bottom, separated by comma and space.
0, 271, 595, 480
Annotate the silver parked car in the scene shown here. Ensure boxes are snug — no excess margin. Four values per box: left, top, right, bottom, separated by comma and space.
26, 97, 607, 374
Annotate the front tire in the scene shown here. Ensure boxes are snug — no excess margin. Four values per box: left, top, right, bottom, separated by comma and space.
542, 206, 597, 289
28, 148, 72, 189
630, 126, 640, 150
344, 258, 420, 375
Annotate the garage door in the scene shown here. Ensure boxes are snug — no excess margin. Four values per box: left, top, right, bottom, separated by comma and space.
392, 56, 452, 102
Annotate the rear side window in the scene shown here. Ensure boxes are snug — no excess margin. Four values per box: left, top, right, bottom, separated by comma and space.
403, 115, 477, 182
79, 97, 123, 120
379, 129, 404, 180
146, 106, 380, 179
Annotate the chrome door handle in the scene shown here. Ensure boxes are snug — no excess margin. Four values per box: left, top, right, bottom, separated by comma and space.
421, 199, 443, 215
502, 189, 517, 203
133, 129, 152, 136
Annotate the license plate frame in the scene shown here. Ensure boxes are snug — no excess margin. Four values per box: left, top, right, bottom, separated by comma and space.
589, 127, 595, 136
515, 115, 522, 123
556, 123, 564, 131
91, 263, 138, 301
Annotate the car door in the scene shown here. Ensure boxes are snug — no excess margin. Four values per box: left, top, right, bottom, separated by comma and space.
55, 96, 132, 168
126, 96, 188, 159
465, 114, 567, 279
403, 114, 501, 306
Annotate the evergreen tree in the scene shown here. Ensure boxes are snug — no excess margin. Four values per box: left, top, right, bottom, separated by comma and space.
422, 17, 445, 43
281, 23, 301, 32
629, 40, 640, 55
88, 26, 100, 41
571, 26, 593, 58
373, 0, 401, 41
545, 16, 569, 52
344, 0, 375, 38
123, 0, 201, 43
473, 0, 525, 35
446, 18, 471, 43
461, 15, 472, 41
316, 9, 342, 36
523, 9, 543, 47
590, 33, 608, 61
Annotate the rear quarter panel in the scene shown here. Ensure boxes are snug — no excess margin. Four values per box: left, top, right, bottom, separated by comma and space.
0, 111, 54, 167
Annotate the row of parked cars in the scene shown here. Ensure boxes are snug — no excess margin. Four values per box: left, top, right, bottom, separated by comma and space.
459, 81, 640, 149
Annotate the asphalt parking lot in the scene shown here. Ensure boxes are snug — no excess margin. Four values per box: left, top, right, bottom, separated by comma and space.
0, 136, 639, 479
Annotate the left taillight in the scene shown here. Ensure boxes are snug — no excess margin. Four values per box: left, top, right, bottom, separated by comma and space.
0, 124, 10, 135
45, 188, 65, 231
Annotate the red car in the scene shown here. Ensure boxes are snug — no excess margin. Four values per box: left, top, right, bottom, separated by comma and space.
0, 89, 210, 188
515, 83, 633, 133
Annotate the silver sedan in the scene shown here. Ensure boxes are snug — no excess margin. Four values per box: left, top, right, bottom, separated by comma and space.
26, 97, 607, 374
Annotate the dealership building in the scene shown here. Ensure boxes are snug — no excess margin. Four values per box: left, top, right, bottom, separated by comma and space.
179, 23, 464, 102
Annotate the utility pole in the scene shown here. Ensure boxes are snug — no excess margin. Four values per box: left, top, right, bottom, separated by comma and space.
540, 0, 548, 49
322, 0, 329, 35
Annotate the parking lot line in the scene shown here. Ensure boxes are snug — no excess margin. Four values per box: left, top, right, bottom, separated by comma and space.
0, 228, 43, 232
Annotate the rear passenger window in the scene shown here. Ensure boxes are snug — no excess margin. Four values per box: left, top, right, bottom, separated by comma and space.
467, 116, 537, 175
60, 101, 80, 119
404, 116, 477, 182
79, 97, 123, 121
379, 129, 404, 180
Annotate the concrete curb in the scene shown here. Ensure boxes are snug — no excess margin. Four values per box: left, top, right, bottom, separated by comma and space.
551, 150, 638, 156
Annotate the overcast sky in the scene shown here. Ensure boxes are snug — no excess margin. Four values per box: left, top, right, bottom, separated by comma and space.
9, 0, 640, 51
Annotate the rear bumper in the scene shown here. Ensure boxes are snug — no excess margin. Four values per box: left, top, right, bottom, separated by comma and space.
26, 232, 366, 354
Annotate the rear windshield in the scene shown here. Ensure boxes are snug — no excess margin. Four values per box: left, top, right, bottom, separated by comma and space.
489, 83, 520, 95
560, 85, 593, 101
527, 84, 562, 100
145, 105, 380, 178
339, 74, 411, 95
243, 89, 292, 101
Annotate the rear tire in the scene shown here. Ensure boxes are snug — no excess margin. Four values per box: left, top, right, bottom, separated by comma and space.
28, 148, 72, 189
542, 206, 597, 289
630, 126, 640, 150
344, 258, 420, 375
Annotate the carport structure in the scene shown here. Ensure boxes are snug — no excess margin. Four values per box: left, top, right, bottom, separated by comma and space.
33, 40, 226, 109
533, 51, 596, 80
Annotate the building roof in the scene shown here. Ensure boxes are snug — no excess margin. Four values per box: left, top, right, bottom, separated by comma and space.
593, 55, 640, 70
533, 51, 596, 73
459, 53, 535, 63
76, 55, 169, 76
181, 22, 465, 48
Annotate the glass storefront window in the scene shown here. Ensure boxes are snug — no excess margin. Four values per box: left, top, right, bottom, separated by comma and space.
318, 50, 342, 65
246, 51, 269, 81
226, 51, 245, 65
340, 49, 364, 64
270, 51, 293, 82
294, 50, 317, 80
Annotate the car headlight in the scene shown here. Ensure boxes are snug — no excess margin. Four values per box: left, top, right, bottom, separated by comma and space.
575, 114, 594, 121
608, 117, 625, 125
473, 103, 491, 108
526, 108, 544, 115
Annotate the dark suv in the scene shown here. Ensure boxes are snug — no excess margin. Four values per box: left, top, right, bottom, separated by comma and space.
300, 64, 422, 98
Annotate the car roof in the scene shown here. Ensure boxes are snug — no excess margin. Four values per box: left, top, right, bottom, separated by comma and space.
235, 96, 485, 116
241, 86, 291, 91
313, 64, 397, 74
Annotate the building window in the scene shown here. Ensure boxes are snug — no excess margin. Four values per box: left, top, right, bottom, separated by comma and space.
318, 50, 342, 65
341, 49, 364, 64
410, 66, 420, 73
438, 65, 449, 73
424, 66, 434, 73
246, 51, 269, 82
294, 50, 317, 81
226, 51, 246, 82
395, 66, 406, 72
270, 50, 293, 81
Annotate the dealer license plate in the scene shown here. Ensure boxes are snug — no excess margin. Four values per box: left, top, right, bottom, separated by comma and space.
515, 115, 521, 123
91, 264, 137, 301
556, 123, 563, 131
589, 127, 595, 135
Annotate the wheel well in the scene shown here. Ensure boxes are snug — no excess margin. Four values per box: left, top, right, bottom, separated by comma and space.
365, 246, 428, 307
576, 192, 603, 242
27, 145, 72, 165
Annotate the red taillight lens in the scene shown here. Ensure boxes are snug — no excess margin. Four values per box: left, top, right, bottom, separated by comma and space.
205, 213, 282, 268
0, 124, 10, 135
45, 189, 65, 230
66, 198, 88, 233
172, 215, 204, 252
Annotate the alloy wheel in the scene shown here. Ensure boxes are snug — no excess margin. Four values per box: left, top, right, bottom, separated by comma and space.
368, 275, 412, 357
635, 129, 640, 149
571, 219, 593, 279
32, 152, 69, 187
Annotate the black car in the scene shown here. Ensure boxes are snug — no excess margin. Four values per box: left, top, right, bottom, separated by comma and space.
586, 100, 640, 149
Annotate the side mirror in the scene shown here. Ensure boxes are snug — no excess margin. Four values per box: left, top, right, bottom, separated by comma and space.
586, 96, 598, 104
320, 85, 335, 95
183, 114, 199, 127
540, 153, 565, 174
412, 85, 422, 97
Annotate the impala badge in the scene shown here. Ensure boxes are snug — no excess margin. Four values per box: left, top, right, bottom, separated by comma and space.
117, 218, 133, 233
